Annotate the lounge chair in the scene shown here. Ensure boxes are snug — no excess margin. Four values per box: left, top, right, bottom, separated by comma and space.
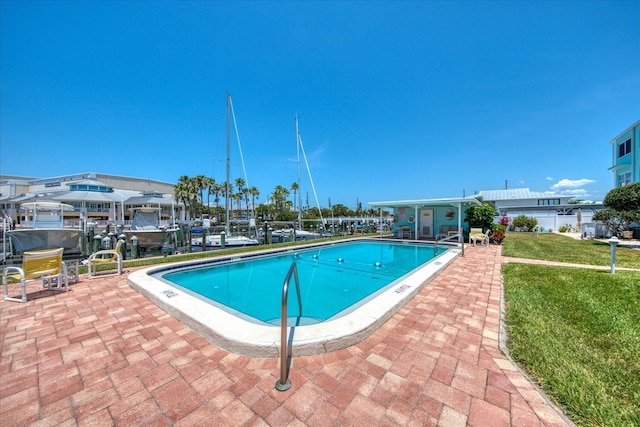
2, 247, 68, 303
469, 228, 489, 247
88, 239, 124, 278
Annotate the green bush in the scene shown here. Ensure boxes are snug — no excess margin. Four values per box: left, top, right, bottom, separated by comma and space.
512, 215, 538, 231
464, 202, 498, 231
558, 225, 568, 232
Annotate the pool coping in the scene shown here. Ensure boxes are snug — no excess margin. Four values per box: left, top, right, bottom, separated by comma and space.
127, 239, 461, 357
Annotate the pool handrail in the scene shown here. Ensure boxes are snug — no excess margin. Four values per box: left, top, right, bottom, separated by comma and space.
275, 261, 302, 391
435, 229, 464, 257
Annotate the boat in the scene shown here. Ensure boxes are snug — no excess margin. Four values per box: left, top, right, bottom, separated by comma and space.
190, 220, 259, 248
191, 233, 260, 248
289, 117, 330, 239
124, 207, 177, 253
197, 94, 259, 248
5, 201, 84, 258
270, 227, 323, 242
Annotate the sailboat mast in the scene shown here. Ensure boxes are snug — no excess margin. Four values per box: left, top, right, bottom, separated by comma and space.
225, 94, 231, 234
296, 121, 325, 232
295, 116, 302, 228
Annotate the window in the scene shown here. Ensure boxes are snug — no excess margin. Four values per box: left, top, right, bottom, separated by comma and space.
618, 171, 632, 187
618, 138, 632, 158
86, 203, 111, 212
538, 199, 560, 206
70, 184, 113, 192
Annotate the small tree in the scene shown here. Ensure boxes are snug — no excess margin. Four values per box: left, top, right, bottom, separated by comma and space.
464, 202, 498, 231
593, 208, 634, 238
604, 182, 640, 212
599, 183, 640, 236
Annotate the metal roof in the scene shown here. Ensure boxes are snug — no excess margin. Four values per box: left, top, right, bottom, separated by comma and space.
368, 196, 482, 208
477, 188, 569, 201
125, 195, 174, 206
51, 191, 125, 203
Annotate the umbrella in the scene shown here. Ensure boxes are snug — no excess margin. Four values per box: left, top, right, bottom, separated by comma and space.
577, 208, 582, 229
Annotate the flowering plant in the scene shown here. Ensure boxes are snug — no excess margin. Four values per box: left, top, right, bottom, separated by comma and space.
491, 229, 505, 244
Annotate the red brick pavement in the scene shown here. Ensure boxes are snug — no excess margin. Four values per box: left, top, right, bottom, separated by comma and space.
0, 246, 571, 426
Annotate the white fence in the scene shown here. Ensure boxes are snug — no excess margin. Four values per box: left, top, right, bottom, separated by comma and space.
495, 212, 596, 233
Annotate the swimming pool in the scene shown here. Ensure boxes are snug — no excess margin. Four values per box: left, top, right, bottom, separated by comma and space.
128, 238, 460, 356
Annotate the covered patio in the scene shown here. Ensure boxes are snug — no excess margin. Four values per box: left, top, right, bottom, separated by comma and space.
369, 196, 482, 241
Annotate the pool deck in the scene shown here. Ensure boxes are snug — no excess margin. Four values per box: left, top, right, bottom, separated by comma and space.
1, 245, 572, 426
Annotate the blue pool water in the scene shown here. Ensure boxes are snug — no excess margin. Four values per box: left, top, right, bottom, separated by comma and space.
159, 240, 447, 325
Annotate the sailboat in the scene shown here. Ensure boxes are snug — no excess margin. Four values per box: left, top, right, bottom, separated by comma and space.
192, 94, 259, 249
270, 117, 330, 242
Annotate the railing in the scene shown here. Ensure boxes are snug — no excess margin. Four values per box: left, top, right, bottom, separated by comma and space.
435, 229, 464, 257
275, 262, 302, 391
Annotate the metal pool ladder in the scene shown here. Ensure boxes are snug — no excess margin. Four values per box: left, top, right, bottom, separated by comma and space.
275, 262, 302, 391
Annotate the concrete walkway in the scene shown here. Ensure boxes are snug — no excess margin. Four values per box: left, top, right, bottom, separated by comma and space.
1, 246, 572, 426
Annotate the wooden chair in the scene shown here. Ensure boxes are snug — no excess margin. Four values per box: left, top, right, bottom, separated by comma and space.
87, 239, 124, 278
2, 248, 68, 303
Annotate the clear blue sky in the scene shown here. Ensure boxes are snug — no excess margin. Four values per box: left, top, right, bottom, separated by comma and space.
1, 1, 638, 209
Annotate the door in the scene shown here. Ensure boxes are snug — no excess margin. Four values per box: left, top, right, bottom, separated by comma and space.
419, 209, 433, 238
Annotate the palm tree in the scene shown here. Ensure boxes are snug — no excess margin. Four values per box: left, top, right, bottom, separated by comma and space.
232, 193, 243, 219
247, 186, 260, 219
174, 176, 191, 220
194, 175, 207, 218
291, 182, 300, 223
272, 185, 290, 215
205, 177, 215, 217
235, 178, 246, 217
211, 182, 222, 223
175, 175, 199, 219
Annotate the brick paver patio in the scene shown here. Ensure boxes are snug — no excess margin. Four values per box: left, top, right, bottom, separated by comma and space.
1, 245, 571, 426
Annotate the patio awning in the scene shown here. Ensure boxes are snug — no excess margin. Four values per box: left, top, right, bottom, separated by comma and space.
368, 196, 482, 241
368, 196, 482, 208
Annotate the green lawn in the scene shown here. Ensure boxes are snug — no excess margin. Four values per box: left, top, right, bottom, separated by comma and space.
502, 233, 640, 426
502, 232, 640, 269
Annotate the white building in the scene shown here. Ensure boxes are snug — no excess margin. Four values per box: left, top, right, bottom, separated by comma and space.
0, 172, 181, 226
477, 188, 604, 231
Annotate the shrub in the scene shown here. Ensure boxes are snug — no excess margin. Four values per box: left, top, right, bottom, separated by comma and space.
464, 203, 498, 231
491, 229, 505, 244
512, 215, 538, 231
558, 225, 568, 232
494, 224, 507, 232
